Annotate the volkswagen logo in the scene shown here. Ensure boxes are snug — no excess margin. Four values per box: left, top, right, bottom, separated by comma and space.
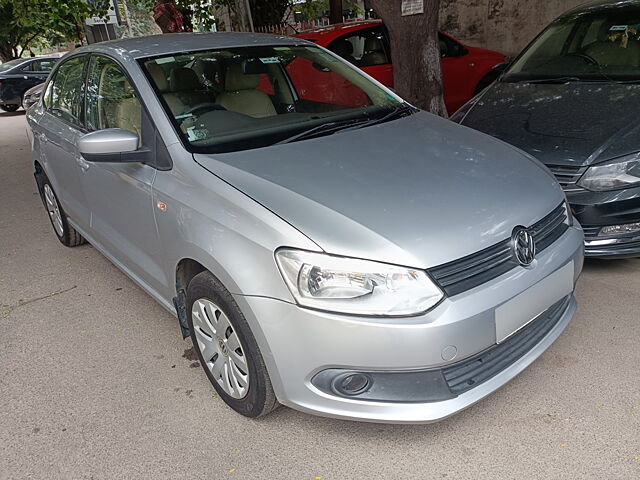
512, 227, 536, 266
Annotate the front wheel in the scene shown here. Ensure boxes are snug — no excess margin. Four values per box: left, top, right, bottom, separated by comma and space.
39, 176, 86, 247
0, 104, 20, 112
186, 271, 279, 418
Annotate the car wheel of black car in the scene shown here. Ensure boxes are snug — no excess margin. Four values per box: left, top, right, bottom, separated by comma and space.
186, 271, 279, 418
0, 104, 20, 112
37, 174, 86, 247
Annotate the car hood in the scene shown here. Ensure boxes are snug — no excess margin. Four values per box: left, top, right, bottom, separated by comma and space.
457, 81, 640, 166
194, 112, 564, 269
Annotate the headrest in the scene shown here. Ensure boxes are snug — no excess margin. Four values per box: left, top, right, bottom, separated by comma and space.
193, 58, 220, 81
332, 39, 354, 58
169, 67, 201, 92
364, 36, 383, 52
225, 63, 260, 91
147, 62, 169, 92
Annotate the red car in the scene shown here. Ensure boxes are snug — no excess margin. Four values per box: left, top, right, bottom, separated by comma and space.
293, 21, 506, 114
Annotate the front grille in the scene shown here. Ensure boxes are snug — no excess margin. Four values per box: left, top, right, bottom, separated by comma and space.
442, 296, 571, 395
582, 226, 601, 239
429, 204, 568, 296
546, 164, 587, 192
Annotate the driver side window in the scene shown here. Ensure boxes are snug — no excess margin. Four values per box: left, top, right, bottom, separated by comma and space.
86, 56, 142, 141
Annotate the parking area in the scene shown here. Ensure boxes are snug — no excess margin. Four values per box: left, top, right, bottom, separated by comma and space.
0, 110, 639, 479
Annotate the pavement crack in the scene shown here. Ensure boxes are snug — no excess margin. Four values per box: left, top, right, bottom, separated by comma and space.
1, 285, 77, 318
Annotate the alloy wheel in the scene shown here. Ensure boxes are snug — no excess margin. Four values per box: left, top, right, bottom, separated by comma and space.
191, 298, 249, 399
43, 184, 64, 237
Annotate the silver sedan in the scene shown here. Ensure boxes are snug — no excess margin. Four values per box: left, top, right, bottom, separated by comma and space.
26, 33, 584, 423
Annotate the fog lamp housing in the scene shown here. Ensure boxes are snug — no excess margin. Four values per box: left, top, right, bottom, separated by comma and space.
332, 373, 372, 396
599, 222, 640, 237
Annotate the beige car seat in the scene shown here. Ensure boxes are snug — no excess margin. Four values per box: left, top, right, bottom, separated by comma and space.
217, 63, 276, 118
113, 77, 141, 145
168, 67, 211, 109
146, 62, 187, 116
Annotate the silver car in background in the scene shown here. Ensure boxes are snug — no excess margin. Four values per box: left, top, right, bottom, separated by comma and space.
26, 33, 584, 423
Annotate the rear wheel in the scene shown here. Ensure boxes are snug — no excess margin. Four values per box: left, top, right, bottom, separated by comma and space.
0, 104, 19, 112
186, 271, 278, 418
39, 176, 86, 247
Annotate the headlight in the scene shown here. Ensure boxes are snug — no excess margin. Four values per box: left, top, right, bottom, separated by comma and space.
578, 153, 640, 191
275, 249, 443, 316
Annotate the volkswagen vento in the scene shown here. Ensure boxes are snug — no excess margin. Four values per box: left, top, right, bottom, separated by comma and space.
26, 33, 584, 423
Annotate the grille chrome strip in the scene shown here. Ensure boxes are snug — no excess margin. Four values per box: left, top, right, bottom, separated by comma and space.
546, 164, 588, 192
429, 204, 568, 296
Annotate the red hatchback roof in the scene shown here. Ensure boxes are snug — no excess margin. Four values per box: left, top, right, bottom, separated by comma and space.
293, 20, 384, 45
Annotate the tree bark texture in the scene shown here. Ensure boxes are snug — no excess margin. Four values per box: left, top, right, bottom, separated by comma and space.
370, 0, 447, 116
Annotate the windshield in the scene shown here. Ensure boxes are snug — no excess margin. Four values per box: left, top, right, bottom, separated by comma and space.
140, 45, 404, 153
504, 6, 640, 82
0, 58, 26, 73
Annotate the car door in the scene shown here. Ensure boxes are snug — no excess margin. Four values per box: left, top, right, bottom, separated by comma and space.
439, 33, 474, 113
81, 54, 166, 293
20, 59, 56, 91
35, 55, 91, 229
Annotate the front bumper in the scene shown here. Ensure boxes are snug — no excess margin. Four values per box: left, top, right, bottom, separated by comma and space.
568, 185, 640, 258
234, 226, 584, 423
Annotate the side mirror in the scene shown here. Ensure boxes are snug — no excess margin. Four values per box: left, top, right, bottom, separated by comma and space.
78, 128, 140, 163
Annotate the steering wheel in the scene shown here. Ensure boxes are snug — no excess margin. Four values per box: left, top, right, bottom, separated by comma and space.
566, 52, 600, 66
177, 103, 226, 123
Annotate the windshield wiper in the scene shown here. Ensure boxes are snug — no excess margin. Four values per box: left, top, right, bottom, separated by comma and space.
275, 104, 416, 145
275, 117, 370, 145
339, 103, 416, 132
514, 76, 583, 84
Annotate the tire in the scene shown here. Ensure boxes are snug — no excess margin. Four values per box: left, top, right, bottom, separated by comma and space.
0, 104, 19, 112
186, 271, 278, 418
38, 174, 86, 247
474, 71, 499, 95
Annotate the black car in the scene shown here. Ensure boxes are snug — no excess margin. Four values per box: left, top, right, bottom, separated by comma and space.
453, 0, 640, 259
0, 57, 57, 112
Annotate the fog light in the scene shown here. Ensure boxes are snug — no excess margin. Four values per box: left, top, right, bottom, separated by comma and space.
599, 222, 640, 237
333, 373, 372, 396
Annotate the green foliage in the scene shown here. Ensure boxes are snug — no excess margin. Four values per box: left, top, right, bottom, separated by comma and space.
295, 0, 329, 20
0, 0, 109, 61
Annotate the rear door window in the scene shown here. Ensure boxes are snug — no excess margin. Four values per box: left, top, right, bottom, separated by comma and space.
30, 59, 56, 73
328, 27, 391, 67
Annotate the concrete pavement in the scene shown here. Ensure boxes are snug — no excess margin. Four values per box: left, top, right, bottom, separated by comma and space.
1, 111, 638, 479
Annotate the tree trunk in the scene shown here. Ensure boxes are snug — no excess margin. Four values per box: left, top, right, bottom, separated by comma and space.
370, 0, 446, 116
329, 0, 343, 24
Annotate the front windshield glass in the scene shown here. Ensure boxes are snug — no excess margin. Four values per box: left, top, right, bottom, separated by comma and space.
504, 5, 640, 82
0, 59, 26, 73
140, 45, 404, 153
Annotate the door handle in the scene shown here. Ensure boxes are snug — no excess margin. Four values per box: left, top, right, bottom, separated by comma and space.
76, 156, 90, 172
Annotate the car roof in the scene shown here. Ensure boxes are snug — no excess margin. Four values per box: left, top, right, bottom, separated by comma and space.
72, 32, 312, 62
293, 20, 383, 44
561, 0, 640, 17
0, 56, 58, 72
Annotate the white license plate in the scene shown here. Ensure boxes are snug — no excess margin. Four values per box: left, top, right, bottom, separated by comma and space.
495, 262, 574, 343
